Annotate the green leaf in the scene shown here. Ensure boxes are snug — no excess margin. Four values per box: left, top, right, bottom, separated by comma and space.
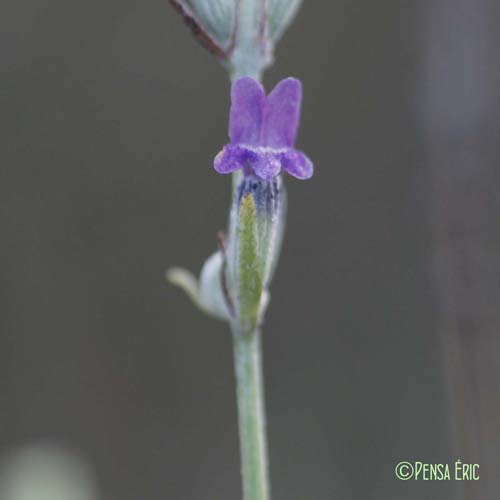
167, 256, 231, 321
237, 193, 263, 331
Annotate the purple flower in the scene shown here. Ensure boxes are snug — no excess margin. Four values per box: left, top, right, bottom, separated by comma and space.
214, 77, 314, 180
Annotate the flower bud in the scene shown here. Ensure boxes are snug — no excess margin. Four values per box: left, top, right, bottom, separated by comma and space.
170, 0, 304, 78
169, 0, 237, 60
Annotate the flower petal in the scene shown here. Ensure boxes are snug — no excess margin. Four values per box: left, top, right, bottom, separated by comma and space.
263, 77, 302, 148
252, 151, 282, 180
229, 77, 266, 145
281, 149, 313, 179
214, 145, 250, 174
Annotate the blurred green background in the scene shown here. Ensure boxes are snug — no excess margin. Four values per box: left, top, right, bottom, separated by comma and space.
2, 1, 498, 499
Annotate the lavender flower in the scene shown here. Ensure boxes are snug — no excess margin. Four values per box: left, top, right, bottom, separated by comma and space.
168, 5, 313, 499
214, 77, 313, 180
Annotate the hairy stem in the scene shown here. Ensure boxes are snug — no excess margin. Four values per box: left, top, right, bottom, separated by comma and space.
229, 0, 270, 80
232, 326, 270, 500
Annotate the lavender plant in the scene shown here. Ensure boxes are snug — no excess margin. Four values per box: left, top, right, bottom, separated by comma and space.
167, 2, 312, 499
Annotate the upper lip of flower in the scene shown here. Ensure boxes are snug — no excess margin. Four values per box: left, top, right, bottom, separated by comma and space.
214, 77, 314, 181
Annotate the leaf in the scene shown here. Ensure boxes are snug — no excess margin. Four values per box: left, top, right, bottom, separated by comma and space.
237, 193, 263, 331
268, 0, 303, 41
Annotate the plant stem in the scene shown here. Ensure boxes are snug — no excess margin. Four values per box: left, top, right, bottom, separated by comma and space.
229, 0, 270, 81
232, 326, 270, 500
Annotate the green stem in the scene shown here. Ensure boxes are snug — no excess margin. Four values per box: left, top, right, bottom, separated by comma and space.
228, 5, 271, 495
232, 326, 270, 500
229, 0, 270, 81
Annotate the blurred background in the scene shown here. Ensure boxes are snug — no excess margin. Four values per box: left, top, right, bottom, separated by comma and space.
1, 1, 499, 499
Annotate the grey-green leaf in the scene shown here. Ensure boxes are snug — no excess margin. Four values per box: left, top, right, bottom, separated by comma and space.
268, 0, 303, 41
